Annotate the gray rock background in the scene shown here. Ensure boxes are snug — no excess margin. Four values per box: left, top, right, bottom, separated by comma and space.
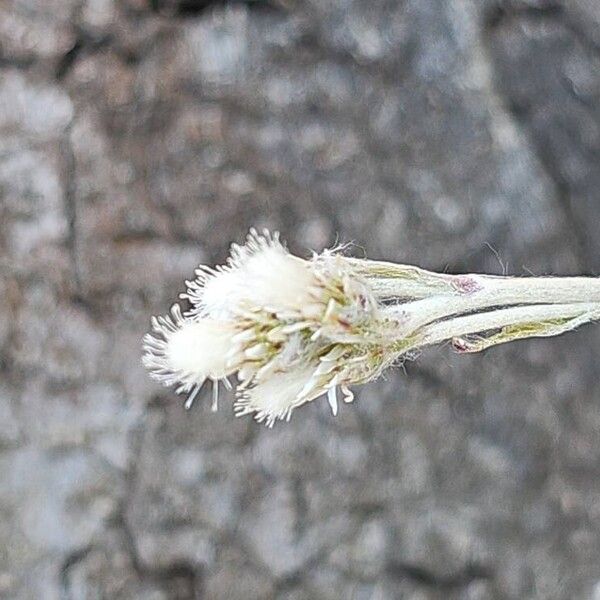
1, 0, 600, 598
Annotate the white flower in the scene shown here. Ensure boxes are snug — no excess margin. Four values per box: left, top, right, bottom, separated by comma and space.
164, 318, 236, 380
234, 365, 319, 427
144, 227, 600, 427
143, 229, 392, 425
142, 304, 238, 409
182, 229, 317, 319
234, 361, 357, 427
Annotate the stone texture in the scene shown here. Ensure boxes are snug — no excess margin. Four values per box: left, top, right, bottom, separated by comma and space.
1, 0, 600, 598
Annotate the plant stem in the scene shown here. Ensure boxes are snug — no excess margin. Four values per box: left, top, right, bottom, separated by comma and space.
349, 259, 457, 299
385, 275, 600, 335
414, 302, 600, 349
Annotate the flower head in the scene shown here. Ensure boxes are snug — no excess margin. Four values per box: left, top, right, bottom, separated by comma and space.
143, 229, 400, 426
182, 230, 316, 319
144, 228, 600, 426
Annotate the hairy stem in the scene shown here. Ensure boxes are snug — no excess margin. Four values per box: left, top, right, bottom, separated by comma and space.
348, 259, 457, 299
385, 275, 600, 335
412, 302, 600, 351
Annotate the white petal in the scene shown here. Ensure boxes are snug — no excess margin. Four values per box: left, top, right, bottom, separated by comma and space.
314, 360, 337, 376
320, 346, 346, 362
327, 387, 338, 416
341, 385, 354, 404
211, 379, 219, 412
244, 343, 269, 360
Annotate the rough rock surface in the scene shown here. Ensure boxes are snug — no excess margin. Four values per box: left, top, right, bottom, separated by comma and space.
1, 1, 600, 598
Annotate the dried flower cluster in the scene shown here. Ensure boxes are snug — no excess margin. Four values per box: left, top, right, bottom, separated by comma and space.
143, 229, 600, 426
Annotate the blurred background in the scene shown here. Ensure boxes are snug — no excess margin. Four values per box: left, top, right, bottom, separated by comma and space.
2, 0, 600, 598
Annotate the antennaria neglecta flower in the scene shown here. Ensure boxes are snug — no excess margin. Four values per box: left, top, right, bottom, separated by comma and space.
143, 228, 600, 427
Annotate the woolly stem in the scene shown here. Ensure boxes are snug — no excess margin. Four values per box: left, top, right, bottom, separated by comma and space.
385, 275, 600, 335
411, 302, 600, 351
348, 259, 457, 299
